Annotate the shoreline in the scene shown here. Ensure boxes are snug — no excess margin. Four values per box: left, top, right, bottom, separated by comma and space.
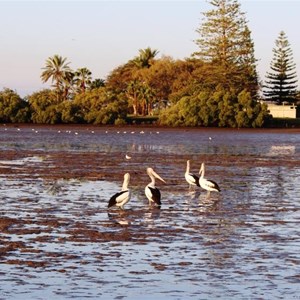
2, 123, 300, 134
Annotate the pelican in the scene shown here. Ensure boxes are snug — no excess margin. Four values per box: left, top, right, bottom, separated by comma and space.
199, 162, 220, 198
125, 154, 132, 160
108, 173, 131, 209
185, 160, 200, 190
145, 168, 166, 207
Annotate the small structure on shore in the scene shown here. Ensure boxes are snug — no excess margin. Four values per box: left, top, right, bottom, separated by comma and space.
266, 102, 299, 118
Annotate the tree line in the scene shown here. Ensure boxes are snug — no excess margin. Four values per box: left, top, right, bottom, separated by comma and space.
1, 0, 299, 127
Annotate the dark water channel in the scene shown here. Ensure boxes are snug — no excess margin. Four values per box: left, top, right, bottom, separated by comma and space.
0, 125, 300, 299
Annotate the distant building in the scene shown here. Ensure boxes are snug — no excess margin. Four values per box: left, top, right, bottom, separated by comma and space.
266, 102, 299, 118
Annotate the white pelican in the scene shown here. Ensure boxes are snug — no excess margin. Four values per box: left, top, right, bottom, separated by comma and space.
185, 160, 200, 190
145, 168, 166, 207
108, 173, 131, 209
199, 162, 220, 198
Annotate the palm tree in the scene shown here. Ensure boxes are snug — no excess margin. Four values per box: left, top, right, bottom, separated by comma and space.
132, 47, 159, 68
62, 71, 76, 100
126, 80, 141, 115
74, 67, 92, 94
41, 54, 72, 101
141, 84, 156, 116
90, 78, 105, 90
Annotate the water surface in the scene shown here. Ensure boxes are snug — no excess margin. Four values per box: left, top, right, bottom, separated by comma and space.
0, 125, 300, 299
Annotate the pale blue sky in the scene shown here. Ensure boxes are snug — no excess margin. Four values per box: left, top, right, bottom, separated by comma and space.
0, 0, 299, 97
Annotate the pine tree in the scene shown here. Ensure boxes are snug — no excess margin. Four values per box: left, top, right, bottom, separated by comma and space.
193, 0, 258, 97
263, 31, 298, 104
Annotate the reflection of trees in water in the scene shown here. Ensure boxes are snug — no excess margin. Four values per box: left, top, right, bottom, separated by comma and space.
126, 142, 300, 158
128, 143, 188, 155
268, 145, 296, 156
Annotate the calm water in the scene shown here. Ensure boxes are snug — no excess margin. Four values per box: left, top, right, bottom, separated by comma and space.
0, 125, 300, 299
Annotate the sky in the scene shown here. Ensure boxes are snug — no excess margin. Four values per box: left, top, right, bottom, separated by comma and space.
0, 0, 299, 97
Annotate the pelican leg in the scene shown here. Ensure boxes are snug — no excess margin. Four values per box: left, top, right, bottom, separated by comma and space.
189, 184, 197, 191
206, 191, 211, 200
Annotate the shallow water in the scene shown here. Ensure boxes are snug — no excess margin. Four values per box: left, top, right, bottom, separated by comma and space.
1, 125, 300, 299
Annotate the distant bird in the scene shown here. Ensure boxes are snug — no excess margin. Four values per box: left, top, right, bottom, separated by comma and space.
185, 160, 200, 190
108, 173, 131, 209
125, 154, 132, 160
199, 162, 220, 198
145, 167, 166, 207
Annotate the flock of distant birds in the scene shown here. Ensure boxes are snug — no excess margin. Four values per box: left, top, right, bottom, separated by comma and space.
2, 126, 159, 136
108, 159, 221, 210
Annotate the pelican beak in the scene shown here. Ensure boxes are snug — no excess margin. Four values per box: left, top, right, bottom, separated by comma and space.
153, 170, 166, 183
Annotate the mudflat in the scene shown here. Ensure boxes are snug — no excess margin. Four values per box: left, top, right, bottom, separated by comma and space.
1, 124, 299, 299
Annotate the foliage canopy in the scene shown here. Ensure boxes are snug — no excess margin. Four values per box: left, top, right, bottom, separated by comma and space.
2, 0, 295, 127
193, 0, 259, 98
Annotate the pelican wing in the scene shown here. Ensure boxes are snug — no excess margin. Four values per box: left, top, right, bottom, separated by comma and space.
203, 179, 220, 192
148, 186, 161, 206
209, 180, 221, 192
108, 190, 129, 208
186, 173, 200, 186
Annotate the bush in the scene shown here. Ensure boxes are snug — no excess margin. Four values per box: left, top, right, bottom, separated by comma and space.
159, 88, 269, 128
27, 89, 61, 124
73, 88, 128, 125
0, 88, 30, 123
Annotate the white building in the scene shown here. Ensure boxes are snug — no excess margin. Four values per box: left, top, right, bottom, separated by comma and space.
266, 103, 298, 118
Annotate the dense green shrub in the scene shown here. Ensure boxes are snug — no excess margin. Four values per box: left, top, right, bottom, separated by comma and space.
159, 89, 269, 128
72, 88, 128, 125
0, 88, 30, 123
27, 89, 61, 124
